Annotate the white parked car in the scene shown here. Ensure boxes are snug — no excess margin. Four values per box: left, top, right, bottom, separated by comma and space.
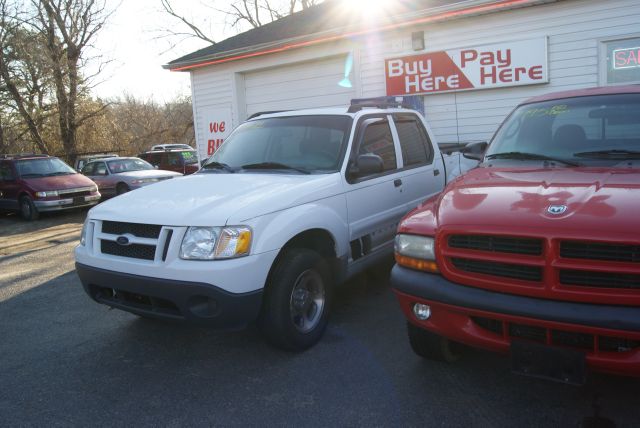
75, 100, 460, 351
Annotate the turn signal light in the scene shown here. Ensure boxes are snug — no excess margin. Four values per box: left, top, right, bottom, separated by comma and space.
395, 253, 439, 273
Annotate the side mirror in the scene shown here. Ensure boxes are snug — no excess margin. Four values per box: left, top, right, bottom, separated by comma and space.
461, 141, 488, 160
349, 153, 384, 178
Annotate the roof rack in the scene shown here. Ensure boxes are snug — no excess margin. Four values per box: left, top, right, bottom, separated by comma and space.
0, 153, 50, 160
348, 96, 412, 113
247, 110, 290, 120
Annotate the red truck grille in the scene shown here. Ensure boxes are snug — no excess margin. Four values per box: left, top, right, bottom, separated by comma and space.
440, 232, 640, 305
451, 257, 542, 282
559, 270, 640, 290
560, 241, 640, 263
449, 235, 542, 256
471, 316, 640, 353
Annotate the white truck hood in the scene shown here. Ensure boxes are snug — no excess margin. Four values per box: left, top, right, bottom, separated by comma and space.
89, 172, 343, 226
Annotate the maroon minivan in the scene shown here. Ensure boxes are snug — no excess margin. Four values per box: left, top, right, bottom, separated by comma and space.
0, 154, 101, 220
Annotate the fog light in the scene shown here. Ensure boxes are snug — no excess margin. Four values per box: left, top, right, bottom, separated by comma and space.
413, 303, 431, 320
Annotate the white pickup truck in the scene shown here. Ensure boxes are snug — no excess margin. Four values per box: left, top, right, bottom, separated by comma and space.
75, 99, 466, 351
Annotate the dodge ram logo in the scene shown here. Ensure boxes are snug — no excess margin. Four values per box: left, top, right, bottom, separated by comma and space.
116, 236, 130, 246
547, 205, 567, 215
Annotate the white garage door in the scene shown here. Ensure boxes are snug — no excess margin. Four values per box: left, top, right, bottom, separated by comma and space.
244, 55, 356, 117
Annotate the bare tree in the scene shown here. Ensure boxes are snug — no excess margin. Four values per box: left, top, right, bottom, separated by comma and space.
0, 0, 52, 153
31, 0, 112, 162
158, 0, 322, 49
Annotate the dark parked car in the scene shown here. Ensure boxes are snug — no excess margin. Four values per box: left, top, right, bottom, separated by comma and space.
0, 154, 100, 220
81, 157, 182, 197
138, 148, 199, 175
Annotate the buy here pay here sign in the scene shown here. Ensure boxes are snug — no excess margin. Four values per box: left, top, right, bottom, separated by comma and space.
385, 38, 548, 96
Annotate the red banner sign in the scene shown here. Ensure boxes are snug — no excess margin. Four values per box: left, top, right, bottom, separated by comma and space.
385, 38, 547, 96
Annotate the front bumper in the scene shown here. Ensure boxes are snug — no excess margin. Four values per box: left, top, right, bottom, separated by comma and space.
391, 265, 640, 377
35, 194, 100, 212
76, 263, 263, 327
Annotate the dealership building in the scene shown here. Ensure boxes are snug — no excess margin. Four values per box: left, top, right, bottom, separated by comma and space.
165, 0, 640, 160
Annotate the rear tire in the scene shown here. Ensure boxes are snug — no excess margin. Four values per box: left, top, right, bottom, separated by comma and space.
260, 249, 332, 352
19, 196, 39, 221
407, 322, 462, 363
116, 183, 129, 195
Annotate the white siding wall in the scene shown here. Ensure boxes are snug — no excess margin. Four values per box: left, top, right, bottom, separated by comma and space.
189, 0, 640, 148
358, 0, 640, 143
244, 55, 355, 116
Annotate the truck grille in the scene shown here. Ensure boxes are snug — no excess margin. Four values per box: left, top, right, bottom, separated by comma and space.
451, 257, 542, 282
472, 316, 639, 353
560, 241, 640, 263
559, 270, 640, 290
441, 232, 640, 305
101, 241, 156, 261
102, 221, 162, 238
449, 235, 542, 256
98, 221, 172, 262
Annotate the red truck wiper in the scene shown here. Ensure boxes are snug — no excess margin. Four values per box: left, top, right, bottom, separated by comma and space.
574, 149, 640, 159
485, 151, 581, 167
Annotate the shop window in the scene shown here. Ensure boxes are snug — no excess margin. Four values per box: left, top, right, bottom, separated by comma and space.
603, 37, 640, 85
359, 119, 397, 172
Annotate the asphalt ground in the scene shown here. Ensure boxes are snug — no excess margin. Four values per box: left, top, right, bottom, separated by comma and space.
1, 210, 639, 427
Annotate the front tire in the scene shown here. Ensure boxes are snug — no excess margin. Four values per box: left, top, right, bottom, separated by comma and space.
19, 196, 39, 221
407, 322, 462, 363
260, 249, 332, 351
116, 183, 130, 195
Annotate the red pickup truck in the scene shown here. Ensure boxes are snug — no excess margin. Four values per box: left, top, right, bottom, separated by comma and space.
391, 86, 640, 383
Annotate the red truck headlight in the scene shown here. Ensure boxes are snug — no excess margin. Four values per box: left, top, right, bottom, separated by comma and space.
394, 234, 439, 273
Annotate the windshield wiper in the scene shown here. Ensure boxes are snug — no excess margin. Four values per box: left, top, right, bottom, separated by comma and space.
241, 162, 310, 174
201, 161, 235, 173
19, 173, 44, 178
46, 171, 73, 176
573, 149, 640, 159
485, 151, 581, 166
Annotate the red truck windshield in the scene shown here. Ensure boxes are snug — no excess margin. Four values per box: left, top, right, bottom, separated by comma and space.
486, 94, 640, 165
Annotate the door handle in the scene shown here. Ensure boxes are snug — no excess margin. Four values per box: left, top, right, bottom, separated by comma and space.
394, 179, 402, 187
434, 169, 440, 176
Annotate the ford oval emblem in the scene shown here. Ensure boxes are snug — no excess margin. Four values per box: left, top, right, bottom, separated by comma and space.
116, 236, 130, 246
547, 205, 567, 215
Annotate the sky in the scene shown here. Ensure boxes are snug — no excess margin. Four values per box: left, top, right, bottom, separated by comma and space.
91, 0, 227, 102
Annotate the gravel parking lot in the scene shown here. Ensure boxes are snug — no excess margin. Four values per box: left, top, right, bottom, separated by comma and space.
1, 210, 639, 427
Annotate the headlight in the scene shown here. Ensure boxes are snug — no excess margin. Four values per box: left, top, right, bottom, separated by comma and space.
35, 190, 59, 198
180, 226, 252, 260
214, 226, 252, 258
180, 227, 220, 260
90, 185, 98, 193
80, 218, 88, 246
394, 234, 439, 272
131, 178, 160, 184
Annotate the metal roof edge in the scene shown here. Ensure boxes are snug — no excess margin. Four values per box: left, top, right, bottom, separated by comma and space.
164, 0, 558, 72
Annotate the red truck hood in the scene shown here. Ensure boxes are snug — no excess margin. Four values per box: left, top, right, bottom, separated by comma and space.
25, 173, 96, 191
433, 166, 640, 239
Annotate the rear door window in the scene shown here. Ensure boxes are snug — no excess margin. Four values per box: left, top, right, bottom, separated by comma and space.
393, 114, 434, 167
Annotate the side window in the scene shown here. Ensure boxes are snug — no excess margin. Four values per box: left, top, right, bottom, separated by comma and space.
94, 162, 108, 176
144, 153, 160, 167
394, 114, 434, 167
0, 163, 15, 180
81, 163, 95, 175
358, 117, 397, 172
167, 153, 182, 166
